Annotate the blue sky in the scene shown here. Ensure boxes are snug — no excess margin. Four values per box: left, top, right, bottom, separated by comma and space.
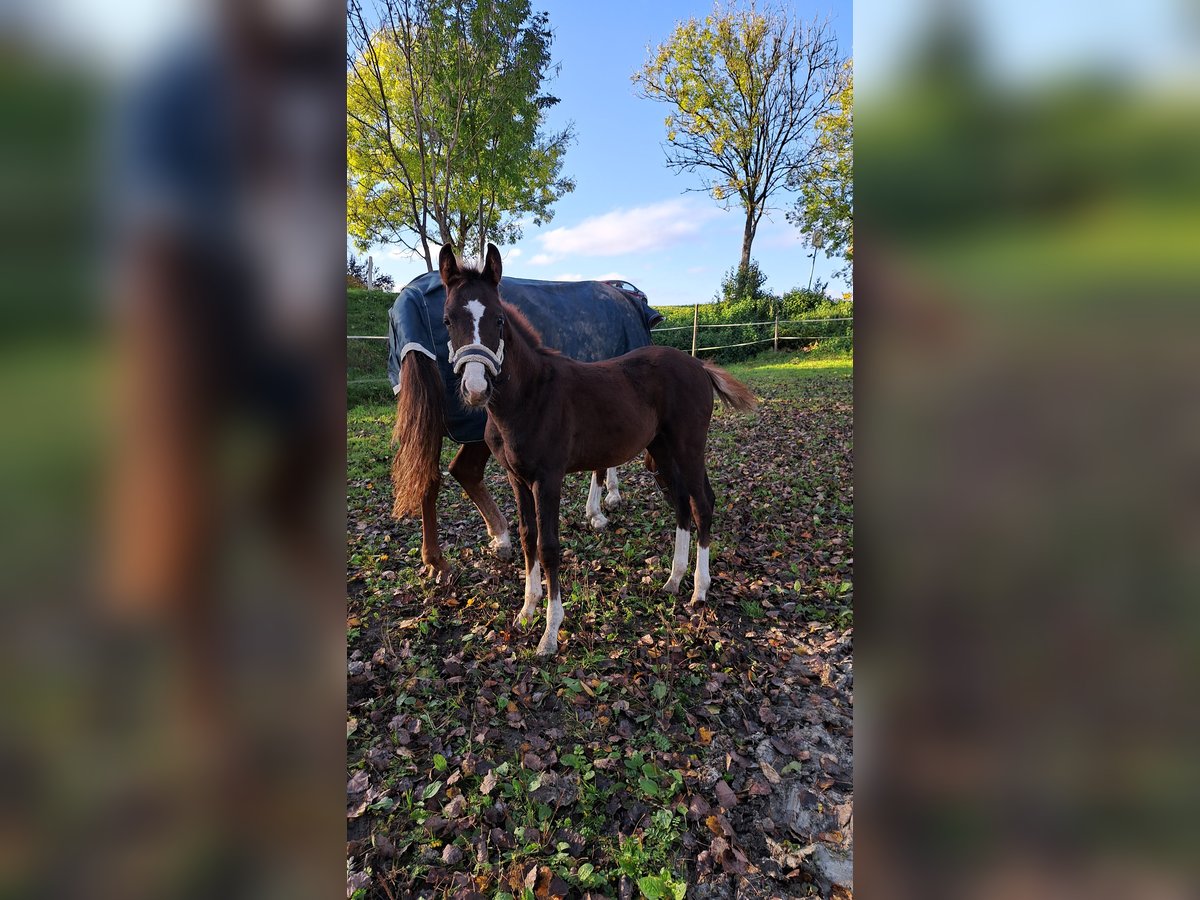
362, 0, 853, 306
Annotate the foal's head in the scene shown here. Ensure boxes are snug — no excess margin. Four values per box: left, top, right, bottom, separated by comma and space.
439, 242, 506, 408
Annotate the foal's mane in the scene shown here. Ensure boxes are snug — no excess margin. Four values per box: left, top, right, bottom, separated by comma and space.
501, 301, 554, 353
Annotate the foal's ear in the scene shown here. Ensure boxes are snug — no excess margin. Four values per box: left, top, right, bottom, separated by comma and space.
438, 244, 460, 286
481, 243, 503, 286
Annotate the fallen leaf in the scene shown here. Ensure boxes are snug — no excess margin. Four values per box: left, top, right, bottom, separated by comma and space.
480, 770, 497, 795
523, 752, 546, 772
714, 779, 738, 809
760, 760, 782, 784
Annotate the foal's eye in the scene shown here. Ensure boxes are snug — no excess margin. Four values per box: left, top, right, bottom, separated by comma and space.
443, 315, 450, 326
497, 314, 505, 327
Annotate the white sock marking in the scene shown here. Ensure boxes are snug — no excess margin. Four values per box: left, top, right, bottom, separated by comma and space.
519, 561, 542, 623
692, 543, 711, 602
664, 527, 690, 593
586, 473, 608, 529
604, 467, 621, 507
490, 529, 512, 559
538, 587, 564, 656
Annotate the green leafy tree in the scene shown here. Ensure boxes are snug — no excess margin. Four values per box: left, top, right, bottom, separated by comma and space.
634, 2, 843, 270
347, 0, 575, 270
789, 60, 852, 279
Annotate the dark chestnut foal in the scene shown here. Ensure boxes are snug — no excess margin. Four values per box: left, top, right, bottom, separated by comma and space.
439, 244, 757, 655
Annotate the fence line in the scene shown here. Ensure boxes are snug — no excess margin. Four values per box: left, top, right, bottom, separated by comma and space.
347, 313, 852, 359
348, 316, 852, 341
652, 316, 851, 333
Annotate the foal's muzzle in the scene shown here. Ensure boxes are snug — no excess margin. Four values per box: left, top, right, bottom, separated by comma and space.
449, 339, 504, 407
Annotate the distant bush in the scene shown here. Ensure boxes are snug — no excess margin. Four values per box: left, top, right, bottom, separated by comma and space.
652, 290, 852, 365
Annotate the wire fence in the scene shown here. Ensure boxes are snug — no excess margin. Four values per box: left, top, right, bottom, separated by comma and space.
347, 311, 852, 400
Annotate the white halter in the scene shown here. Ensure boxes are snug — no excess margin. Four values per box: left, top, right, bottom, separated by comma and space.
447, 338, 505, 377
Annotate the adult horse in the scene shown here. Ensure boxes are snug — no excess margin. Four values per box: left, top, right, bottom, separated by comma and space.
440, 244, 757, 655
388, 267, 662, 579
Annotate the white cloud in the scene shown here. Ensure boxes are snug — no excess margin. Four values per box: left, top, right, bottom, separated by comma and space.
533, 198, 721, 264
553, 272, 584, 282
594, 272, 627, 282
505, 247, 523, 259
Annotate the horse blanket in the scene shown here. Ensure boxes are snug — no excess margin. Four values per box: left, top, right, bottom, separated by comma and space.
388, 271, 663, 443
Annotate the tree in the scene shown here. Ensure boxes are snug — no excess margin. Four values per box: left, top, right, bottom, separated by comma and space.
634, 2, 843, 271
347, 0, 575, 270
347, 253, 394, 290
789, 61, 852, 279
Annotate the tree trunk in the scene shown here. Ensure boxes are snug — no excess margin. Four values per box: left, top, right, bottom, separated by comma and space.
739, 208, 757, 271
478, 198, 486, 263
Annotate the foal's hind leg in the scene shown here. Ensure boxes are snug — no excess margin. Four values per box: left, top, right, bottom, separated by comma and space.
603, 467, 621, 510
508, 475, 544, 626
645, 443, 692, 595
685, 468, 716, 604
585, 470, 609, 530
449, 441, 511, 559
533, 477, 565, 656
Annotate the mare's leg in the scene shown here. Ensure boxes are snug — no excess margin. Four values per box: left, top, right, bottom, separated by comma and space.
603, 466, 621, 509
585, 470, 609, 530
449, 441, 511, 559
646, 442, 692, 595
533, 478, 565, 656
419, 477, 449, 580
510, 475, 542, 626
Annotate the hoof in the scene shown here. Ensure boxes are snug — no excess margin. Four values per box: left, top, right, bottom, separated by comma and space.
589, 513, 609, 531
536, 635, 558, 656
490, 537, 513, 560
691, 588, 708, 604
420, 558, 452, 582
663, 577, 681, 595
515, 606, 539, 628
603, 491, 621, 510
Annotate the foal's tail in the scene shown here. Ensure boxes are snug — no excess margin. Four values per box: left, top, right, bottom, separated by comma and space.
702, 361, 759, 413
391, 352, 444, 518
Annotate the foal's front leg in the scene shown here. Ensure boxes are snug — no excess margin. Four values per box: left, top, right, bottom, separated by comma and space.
533, 478, 565, 656
510, 475, 542, 626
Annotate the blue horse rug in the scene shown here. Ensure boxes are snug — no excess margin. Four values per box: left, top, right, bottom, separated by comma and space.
387, 271, 663, 443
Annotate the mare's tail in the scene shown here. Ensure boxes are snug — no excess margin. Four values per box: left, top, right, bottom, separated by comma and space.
701, 361, 759, 412
391, 352, 444, 518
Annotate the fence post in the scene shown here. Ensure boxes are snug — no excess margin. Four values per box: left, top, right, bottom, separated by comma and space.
691, 303, 699, 356
774, 313, 779, 352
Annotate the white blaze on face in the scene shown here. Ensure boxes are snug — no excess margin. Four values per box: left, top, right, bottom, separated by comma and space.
462, 360, 488, 397
466, 299, 485, 343
460, 299, 491, 398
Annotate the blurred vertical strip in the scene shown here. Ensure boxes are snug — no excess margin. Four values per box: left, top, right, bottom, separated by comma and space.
857, 0, 1200, 897
0, 1, 345, 897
